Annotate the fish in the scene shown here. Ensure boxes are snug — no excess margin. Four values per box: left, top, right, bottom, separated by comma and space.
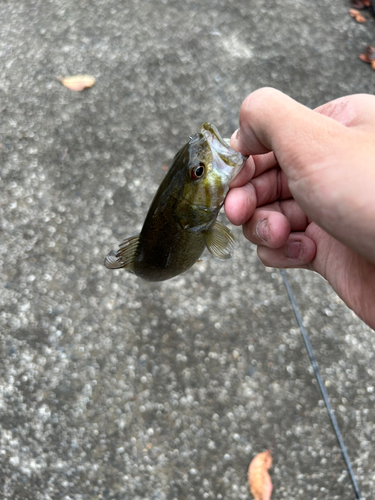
104, 122, 247, 281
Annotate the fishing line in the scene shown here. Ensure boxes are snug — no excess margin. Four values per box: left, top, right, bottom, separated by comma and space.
214, 76, 362, 500
280, 270, 362, 500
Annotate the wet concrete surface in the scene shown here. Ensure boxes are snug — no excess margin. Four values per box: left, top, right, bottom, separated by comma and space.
0, 0, 374, 498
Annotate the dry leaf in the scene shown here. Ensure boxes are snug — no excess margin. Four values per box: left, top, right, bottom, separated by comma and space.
248, 450, 273, 500
359, 45, 375, 67
350, 0, 371, 8
60, 75, 96, 91
349, 8, 367, 21
356, 12, 367, 21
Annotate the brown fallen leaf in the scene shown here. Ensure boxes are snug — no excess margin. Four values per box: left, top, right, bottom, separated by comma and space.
359, 45, 375, 68
350, 0, 371, 8
359, 45, 375, 62
59, 75, 96, 91
349, 8, 367, 21
248, 449, 273, 500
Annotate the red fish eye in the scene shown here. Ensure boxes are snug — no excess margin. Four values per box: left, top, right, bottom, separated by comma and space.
190, 162, 205, 181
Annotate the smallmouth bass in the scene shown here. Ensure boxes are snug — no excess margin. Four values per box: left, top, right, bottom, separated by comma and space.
104, 123, 247, 281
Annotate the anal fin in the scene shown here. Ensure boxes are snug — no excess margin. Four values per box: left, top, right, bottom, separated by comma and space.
203, 221, 237, 260
104, 234, 140, 270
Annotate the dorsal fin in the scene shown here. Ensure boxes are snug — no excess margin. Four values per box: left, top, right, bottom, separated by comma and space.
104, 234, 140, 270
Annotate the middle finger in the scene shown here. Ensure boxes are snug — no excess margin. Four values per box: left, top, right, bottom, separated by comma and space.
251, 167, 292, 207
243, 200, 309, 248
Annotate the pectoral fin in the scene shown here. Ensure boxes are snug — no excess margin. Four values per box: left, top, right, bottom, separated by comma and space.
203, 221, 237, 260
104, 234, 140, 270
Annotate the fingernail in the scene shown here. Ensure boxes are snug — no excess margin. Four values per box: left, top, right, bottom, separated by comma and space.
231, 128, 240, 146
286, 241, 302, 259
256, 219, 268, 242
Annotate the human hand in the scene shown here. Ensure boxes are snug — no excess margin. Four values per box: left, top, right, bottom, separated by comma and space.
225, 88, 375, 329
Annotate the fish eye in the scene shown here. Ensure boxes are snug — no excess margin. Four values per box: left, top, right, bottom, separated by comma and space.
190, 162, 205, 181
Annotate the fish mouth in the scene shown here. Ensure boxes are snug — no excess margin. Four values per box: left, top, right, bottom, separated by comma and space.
200, 122, 247, 182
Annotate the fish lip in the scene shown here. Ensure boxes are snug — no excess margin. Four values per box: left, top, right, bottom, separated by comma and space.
200, 122, 246, 181
200, 122, 231, 151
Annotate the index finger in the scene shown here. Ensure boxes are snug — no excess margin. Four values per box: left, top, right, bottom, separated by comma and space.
229, 151, 277, 188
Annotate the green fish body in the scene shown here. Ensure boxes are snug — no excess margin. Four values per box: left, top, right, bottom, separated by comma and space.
104, 123, 247, 281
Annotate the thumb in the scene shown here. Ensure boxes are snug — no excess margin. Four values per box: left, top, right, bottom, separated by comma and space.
230, 87, 350, 184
